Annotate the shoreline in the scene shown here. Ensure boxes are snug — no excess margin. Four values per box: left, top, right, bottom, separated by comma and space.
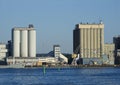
0, 64, 120, 68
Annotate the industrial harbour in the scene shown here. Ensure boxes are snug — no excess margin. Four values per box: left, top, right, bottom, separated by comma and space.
0, 0, 120, 85
0, 23, 120, 67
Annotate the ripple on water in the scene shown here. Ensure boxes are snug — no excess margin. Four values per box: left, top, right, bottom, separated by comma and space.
0, 67, 120, 85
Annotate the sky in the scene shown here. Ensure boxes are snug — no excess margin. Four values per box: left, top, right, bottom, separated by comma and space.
0, 0, 120, 53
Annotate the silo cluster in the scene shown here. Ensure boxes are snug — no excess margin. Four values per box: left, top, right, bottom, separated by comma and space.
12, 25, 36, 57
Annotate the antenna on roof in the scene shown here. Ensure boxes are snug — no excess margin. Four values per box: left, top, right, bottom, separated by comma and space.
99, 20, 103, 24
29, 24, 34, 28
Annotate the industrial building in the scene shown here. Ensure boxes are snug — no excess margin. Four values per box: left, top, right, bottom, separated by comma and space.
7, 40, 12, 57
7, 45, 68, 66
113, 36, 120, 64
39, 45, 68, 64
12, 24, 36, 57
51, 45, 68, 64
6, 24, 37, 66
0, 43, 8, 61
73, 22, 104, 65
6, 25, 68, 67
53, 45, 61, 61
104, 43, 115, 65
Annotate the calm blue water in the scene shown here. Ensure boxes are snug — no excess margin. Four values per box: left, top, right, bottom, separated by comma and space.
0, 67, 120, 85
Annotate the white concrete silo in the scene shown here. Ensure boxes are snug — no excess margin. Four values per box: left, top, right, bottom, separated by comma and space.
28, 29, 36, 57
13, 29, 20, 57
21, 29, 28, 57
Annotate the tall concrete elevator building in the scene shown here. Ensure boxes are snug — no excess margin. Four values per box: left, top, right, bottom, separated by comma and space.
73, 22, 104, 64
12, 24, 36, 57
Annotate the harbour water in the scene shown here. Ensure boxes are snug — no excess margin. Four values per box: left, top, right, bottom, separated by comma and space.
0, 67, 120, 85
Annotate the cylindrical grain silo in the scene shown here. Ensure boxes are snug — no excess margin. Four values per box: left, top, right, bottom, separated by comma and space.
13, 29, 20, 57
28, 29, 36, 57
21, 29, 28, 57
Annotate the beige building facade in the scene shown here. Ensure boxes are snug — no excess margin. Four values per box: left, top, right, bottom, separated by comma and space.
104, 43, 115, 64
73, 22, 104, 58
104, 44, 115, 56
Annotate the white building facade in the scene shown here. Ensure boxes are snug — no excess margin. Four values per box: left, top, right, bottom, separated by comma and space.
0, 43, 8, 60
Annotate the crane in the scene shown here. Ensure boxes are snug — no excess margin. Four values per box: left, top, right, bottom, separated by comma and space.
71, 44, 80, 65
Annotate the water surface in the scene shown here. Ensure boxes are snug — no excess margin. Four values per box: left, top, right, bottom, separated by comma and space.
0, 67, 120, 85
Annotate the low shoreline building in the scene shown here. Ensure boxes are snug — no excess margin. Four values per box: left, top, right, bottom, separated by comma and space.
0, 43, 8, 61
104, 43, 115, 65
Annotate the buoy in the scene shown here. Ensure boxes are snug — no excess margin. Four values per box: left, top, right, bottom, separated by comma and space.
58, 66, 60, 71
43, 66, 46, 75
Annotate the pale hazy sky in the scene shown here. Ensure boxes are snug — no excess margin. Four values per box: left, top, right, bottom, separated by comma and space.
0, 0, 120, 53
